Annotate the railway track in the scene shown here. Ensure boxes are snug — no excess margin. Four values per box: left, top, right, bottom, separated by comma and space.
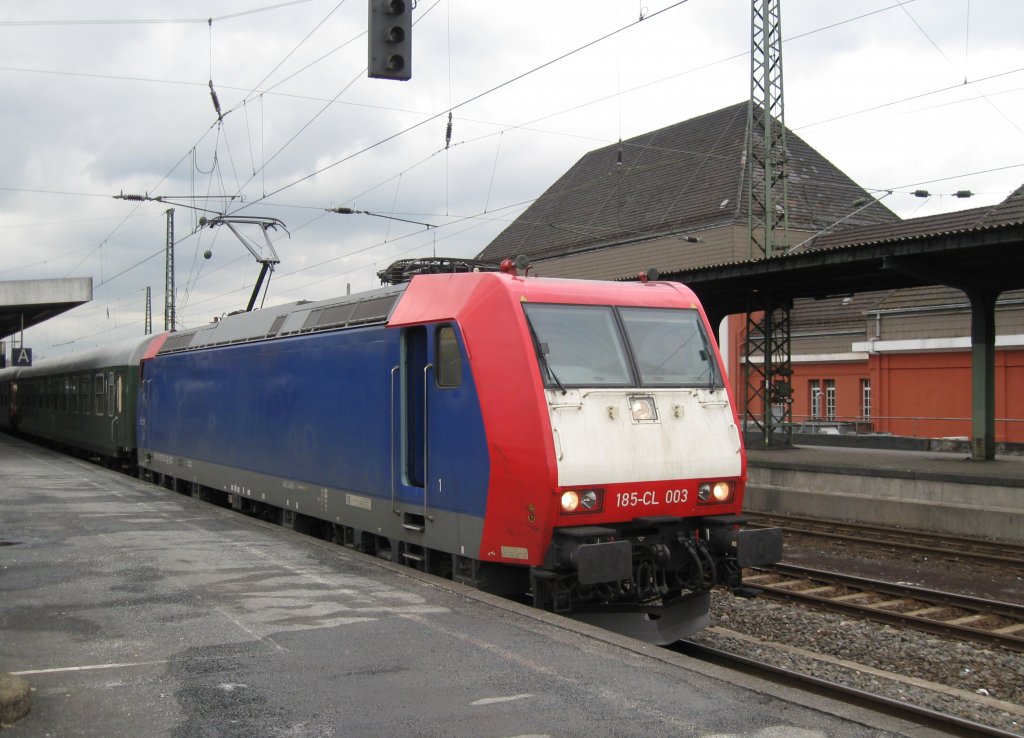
676, 639, 1023, 738
749, 512, 1024, 568
744, 563, 1024, 653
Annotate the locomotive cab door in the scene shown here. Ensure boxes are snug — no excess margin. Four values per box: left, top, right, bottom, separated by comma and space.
397, 322, 475, 526
401, 326, 428, 490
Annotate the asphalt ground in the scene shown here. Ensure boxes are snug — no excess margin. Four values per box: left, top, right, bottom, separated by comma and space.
1, 432, 933, 737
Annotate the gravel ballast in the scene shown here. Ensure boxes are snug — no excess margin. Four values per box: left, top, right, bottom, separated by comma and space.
689, 537, 1024, 735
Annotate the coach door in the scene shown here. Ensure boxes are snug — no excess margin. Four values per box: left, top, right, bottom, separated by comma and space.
7, 380, 18, 430
138, 362, 153, 453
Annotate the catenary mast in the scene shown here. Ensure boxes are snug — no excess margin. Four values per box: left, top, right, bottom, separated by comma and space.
744, 0, 794, 447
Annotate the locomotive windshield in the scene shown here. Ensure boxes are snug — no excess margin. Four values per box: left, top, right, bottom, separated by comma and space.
523, 304, 721, 389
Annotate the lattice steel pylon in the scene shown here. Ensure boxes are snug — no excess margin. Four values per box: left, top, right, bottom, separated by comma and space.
743, 0, 794, 447
164, 208, 175, 332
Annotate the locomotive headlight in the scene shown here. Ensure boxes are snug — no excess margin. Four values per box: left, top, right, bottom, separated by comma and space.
629, 395, 658, 422
712, 481, 733, 502
560, 488, 604, 514
698, 481, 734, 504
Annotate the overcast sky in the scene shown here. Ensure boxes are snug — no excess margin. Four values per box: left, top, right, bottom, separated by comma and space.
2, 0, 1022, 358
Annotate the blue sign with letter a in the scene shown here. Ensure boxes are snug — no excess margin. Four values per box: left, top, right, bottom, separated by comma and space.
13, 348, 32, 367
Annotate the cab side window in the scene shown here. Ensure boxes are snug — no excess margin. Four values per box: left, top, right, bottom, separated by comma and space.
435, 325, 462, 388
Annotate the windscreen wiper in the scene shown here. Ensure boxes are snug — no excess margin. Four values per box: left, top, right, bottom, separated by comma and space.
526, 317, 567, 394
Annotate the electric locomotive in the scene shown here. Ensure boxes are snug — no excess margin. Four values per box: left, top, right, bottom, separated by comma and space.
135, 264, 780, 643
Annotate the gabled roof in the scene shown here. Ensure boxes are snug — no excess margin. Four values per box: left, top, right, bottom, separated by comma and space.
809, 182, 1024, 251
478, 101, 898, 263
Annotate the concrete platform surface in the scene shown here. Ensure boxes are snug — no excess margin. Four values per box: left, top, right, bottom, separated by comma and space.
747, 443, 1024, 487
746, 444, 1024, 543
0, 433, 927, 737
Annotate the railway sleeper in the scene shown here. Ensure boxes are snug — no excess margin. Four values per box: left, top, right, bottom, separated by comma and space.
946, 613, 992, 626
831, 592, 874, 603
869, 597, 914, 610
801, 585, 840, 596
995, 622, 1024, 634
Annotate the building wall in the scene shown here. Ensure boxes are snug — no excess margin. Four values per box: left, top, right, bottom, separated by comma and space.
871, 350, 1024, 442
724, 287, 1024, 444
727, 345, 1024, 443
789, 360, 871, 425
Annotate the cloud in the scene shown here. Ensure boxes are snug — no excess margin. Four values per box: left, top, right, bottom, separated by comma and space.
1, 0, 1022, 358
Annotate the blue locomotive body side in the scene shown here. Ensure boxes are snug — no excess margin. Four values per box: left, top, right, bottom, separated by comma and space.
141, 322, 491, 519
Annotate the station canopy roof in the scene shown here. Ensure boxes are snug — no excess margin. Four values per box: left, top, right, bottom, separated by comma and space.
0, 278, 93, 341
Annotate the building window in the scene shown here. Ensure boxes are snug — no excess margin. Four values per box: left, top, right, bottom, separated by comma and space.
809, 380, 821, 420
825, 379, 836, 421
861, 379, 871, 419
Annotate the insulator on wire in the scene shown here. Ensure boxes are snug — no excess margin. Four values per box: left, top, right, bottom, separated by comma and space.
445, 112, 453, 150
209, 80, 223, 122
955, 190, 973, 199
912, 189, 930, 198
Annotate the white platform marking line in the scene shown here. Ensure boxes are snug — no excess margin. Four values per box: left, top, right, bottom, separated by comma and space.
12, 660, 168, 676
214, 605, 288, 652
470, 694, 534, 706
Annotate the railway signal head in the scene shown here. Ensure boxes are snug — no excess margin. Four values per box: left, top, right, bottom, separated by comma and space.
368, 0, 411, 81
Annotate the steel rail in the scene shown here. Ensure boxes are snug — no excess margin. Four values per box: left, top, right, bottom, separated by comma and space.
675, 639, 1023, 738
749, 512, 1024, 567
745, 563, 1024, 653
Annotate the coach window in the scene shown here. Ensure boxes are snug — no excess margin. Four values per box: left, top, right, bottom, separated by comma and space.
94, 373, 105, 414
106, 372, 115, 415
81, 375, 91, 415
435, 325, 462, 388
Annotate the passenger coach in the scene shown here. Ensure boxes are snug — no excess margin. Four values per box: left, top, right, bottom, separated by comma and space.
0, 335, 164, 463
